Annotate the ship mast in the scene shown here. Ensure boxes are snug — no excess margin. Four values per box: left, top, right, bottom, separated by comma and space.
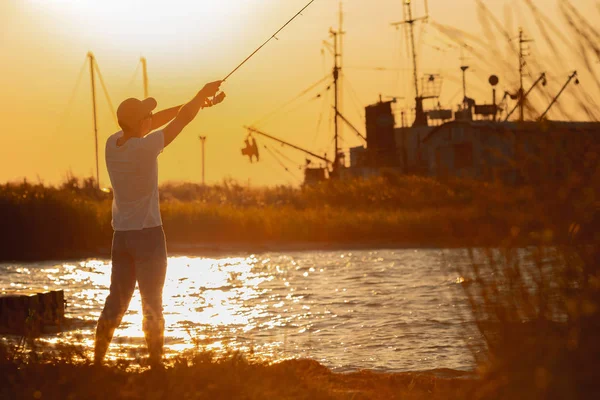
329, 26, 343, 174
338, 1, 344, 149
333, 29, 340, 170
392, 0, 429, 127
141, 57, 149, 98
518, 28, 533, 122
87, 52, 100, 189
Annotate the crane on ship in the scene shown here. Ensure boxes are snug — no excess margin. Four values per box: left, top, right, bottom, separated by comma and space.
538, 71, 580, 121
240, 2, 366, 184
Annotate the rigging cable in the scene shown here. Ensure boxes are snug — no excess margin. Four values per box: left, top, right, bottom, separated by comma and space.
312, 82, 330, 146
272, 145, 303, 168
54, 56, 88, 136
416, 8, 427, 75
251, 74, 332, 127
393, 25, 402, 94
257, 83, 332, 129
262, 149, 296, 185
343, 76, 366, 123
92, 60, 119, 128
428, 20, 502, 74
126, 59, 142, 92
262, 144, 303, 183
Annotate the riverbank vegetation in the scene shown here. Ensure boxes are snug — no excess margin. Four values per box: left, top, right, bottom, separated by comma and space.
456, 136, 599, 398
1, 174, 551, 262
0, 341, 476, 400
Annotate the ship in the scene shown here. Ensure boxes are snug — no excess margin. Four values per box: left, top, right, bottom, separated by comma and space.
241, 0, 599, 186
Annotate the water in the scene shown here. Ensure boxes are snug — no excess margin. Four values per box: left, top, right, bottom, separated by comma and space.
0, 249, 476, 372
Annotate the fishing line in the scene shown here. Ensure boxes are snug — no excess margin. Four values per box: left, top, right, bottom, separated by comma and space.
222, 0, 317, 82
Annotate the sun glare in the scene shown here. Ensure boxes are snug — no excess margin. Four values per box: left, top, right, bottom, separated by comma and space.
26, 0, 248, 52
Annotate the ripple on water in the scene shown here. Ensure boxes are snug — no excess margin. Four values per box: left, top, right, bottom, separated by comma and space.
0, 249, 475, 372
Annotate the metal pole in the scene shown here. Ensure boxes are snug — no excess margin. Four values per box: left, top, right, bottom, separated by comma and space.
461, 65, 469, 109
517, 29, 532, 122
407, 3, 419, 100
245, 126, 332, 164
391, 1, 427, 126
538, 71, 578, 121
519, 29, 524, 122
88, 52, 99, 189
505, 72, 546, 122
338, 1, 344, 144
333, 106, 366, 142
331, 29, 340, 171
199, 136, 206, 185
141, 57, 149, 98
493, 88, 497, 122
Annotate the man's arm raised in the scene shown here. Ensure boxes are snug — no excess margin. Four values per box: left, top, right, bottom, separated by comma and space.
151, 105, 182, 131
162, 81, 222, 148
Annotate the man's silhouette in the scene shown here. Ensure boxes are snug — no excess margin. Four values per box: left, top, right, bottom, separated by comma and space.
94, 81, 225, 367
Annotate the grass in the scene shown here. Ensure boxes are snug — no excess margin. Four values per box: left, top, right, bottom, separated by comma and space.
0, 340, 476, 400
0, 174, 538, 262
454, 123, 600, 398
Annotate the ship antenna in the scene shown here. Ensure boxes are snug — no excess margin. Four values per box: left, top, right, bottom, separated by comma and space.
391, 0, 430, 127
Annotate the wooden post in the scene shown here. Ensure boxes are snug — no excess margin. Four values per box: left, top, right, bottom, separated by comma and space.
0, 290, 65, 335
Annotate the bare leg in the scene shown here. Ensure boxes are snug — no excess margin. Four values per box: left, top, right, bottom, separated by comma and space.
94, 232, 136, 365
134, 227, 168, 367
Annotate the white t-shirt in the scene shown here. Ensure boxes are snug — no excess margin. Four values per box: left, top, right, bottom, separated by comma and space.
105, 130, 164, 231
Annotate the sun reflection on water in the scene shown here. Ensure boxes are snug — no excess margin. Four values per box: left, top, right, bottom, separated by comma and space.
0, 250, 476, 372
88, 255, 274, 361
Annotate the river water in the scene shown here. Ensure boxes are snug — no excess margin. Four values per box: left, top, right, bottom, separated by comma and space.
0, 249, 477, 372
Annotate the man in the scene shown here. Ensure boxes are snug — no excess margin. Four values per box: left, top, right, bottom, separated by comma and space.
95, 80, 225, 367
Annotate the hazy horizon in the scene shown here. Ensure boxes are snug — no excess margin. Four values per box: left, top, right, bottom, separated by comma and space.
2, 0, 598, 187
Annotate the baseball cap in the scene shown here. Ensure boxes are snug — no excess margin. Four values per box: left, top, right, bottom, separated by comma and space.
117, 97, 157, 130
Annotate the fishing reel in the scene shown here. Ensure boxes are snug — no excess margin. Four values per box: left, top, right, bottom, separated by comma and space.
241, 134, 260, 163
203, 91, 227, 108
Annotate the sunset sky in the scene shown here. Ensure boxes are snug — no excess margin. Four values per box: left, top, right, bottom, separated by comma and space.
1, 0, 598, 187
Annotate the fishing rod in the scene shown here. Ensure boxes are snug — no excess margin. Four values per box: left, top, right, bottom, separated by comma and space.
221, 0, 317, 82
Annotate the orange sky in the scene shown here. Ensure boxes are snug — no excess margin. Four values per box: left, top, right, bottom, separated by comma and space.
1, 0, 598, 187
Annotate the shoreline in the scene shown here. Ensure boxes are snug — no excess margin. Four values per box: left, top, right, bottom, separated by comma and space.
2, 234, 563, 263
2, 239, 490, 263
0, 348, 478, 399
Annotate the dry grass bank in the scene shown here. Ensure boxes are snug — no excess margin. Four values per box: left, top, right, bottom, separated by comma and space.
0, 175, 534, 261
0, 342, 475, 400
